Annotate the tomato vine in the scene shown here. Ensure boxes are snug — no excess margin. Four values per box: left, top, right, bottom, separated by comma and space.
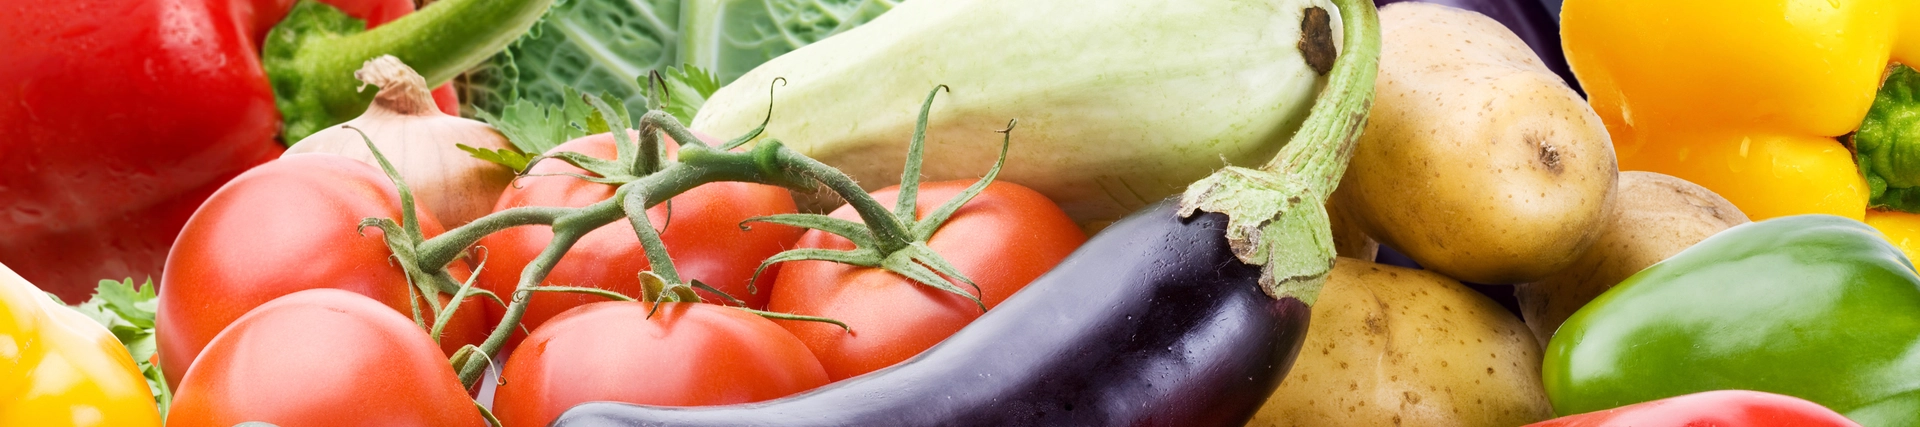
355, 81, 1010, 390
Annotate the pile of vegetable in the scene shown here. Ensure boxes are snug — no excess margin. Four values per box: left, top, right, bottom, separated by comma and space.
5, 0, 1920, 426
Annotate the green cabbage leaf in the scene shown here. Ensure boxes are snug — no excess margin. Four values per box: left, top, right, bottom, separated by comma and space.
459, 0, 900, 121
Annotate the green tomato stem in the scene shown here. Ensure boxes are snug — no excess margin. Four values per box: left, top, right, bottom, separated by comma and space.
644, 111, 713, 151
772, 148, 916, 254
620, 186, 685, 287
418, 206, 574, 269
448, 143, 794, 387
456, 226, 585, 387
431, 97, 963, 388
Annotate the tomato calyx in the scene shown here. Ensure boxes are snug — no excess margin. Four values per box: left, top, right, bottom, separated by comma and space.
632, 271, 851, 331
341, 125, 501, 357
744, 86, 1015, 312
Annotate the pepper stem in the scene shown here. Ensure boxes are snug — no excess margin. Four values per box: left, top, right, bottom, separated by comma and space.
266, 0, 555, 143
1856, 64, 1920, 212
1176, 0, 1380, 306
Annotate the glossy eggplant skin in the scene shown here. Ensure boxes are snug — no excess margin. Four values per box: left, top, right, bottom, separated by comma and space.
552, 199, 1312, 427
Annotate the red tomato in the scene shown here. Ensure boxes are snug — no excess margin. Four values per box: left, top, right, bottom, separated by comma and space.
168, 289, 486, 427
492, 301, 829, 427
157, 154, 486, 387
476, 132, 802, 353
768, 180, 1086, 380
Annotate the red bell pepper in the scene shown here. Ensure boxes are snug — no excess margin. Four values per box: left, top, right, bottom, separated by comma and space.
0, 0, 550, 300
1526, 390, 1861, 427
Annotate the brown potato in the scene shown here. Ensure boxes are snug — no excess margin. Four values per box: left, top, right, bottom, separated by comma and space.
1515, 171, 1746, 346
1250, 258, 1552, 427
1334, 2, 1617, 284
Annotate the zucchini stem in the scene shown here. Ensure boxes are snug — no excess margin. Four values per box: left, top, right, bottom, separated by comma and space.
1176, 0, 1380, 306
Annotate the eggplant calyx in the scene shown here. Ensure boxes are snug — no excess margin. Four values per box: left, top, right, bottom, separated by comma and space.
743, 86, 1015, 313
1177, 0, 1381, 307
1179, 169, 1335, 305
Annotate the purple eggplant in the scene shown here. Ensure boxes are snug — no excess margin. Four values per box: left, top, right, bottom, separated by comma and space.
1376, 0, 1579, 93
550, 200, 1312, 427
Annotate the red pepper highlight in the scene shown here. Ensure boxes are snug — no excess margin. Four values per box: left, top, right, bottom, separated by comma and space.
1527, 390, 1861, 427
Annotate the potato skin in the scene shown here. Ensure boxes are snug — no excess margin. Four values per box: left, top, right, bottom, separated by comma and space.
1516, 171, 1746, 346
1250, 258, 1552, 427
1335, 2, 1617, 284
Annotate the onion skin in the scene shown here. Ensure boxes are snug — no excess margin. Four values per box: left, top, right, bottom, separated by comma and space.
287, 55, 514, 226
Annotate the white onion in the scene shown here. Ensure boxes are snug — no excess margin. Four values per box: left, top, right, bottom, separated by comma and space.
287, 55, 514, 227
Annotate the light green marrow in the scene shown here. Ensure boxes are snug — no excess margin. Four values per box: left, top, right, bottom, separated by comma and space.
692, 0, 1343, 228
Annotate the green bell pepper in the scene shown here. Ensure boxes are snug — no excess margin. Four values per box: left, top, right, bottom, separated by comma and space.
1543, 214, 1920, 427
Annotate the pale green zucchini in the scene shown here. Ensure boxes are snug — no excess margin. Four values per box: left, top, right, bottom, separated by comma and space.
693, 0, 1343, 228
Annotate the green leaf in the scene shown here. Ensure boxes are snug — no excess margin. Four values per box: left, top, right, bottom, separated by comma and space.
95, 278, 157, 329
1858, 64, 1920, 213
475, 86, 597, 154
68, 278, 171, 418
662, 65, 721, 123
456, 144, 535, 172
583, 92, 632, 135
458, 0, 902, 118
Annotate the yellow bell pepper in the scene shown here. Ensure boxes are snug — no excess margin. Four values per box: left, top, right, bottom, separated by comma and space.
1561, 0, 1920, 258
0, 263, 161, 426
